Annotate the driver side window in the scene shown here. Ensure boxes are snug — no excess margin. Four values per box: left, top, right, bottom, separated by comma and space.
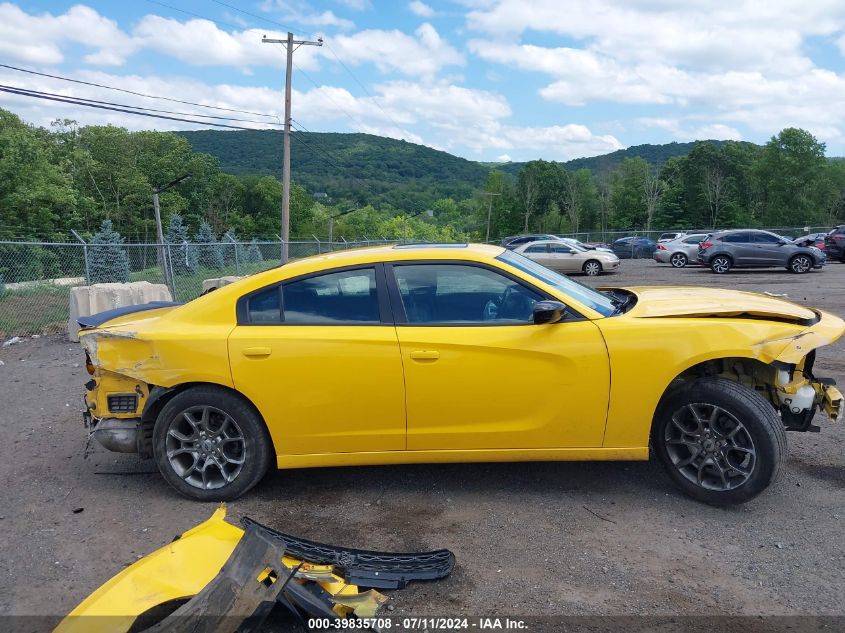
392, 264, 544, 324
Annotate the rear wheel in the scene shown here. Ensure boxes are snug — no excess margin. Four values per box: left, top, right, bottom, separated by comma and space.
710, 255, 732, 274
583, 260, 602, 276
652, 378, 786, 505
788, 255, 812, 274
670, 252, 688, 268
153, 387, 273, 501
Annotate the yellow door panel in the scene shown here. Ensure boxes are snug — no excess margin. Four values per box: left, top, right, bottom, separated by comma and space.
229, 325, 406, 455
397, 321, 610, 450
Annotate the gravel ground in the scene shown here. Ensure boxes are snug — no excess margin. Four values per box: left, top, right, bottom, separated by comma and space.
1, 258, 845, 630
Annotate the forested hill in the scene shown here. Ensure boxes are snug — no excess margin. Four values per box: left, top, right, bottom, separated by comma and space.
496, 141, 732, 178
177, 130, 490, 210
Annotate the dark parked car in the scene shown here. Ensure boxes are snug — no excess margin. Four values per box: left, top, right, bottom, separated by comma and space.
698, 229, 826, 274
825, 226, 845, 262
793, 232, 828, 250
501, 234, 559, 249
612, 236, 658, 259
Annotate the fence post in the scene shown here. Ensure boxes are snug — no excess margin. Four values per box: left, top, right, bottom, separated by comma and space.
234, 240, 240, 275
165, 243, 176, 299
70, 230, 90, 285
313, 235, 322, 254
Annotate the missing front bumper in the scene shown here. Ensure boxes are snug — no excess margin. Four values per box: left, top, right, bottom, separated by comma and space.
55, 507, 455, 633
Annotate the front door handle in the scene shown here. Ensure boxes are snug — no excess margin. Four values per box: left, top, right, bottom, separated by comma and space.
409, 350, 440, 361
242, 346, 272, 358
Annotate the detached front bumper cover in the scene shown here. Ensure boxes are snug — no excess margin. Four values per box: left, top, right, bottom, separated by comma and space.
55, 507, 455, 633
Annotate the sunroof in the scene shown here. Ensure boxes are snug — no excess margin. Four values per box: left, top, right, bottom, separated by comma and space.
392, 243, 468, 249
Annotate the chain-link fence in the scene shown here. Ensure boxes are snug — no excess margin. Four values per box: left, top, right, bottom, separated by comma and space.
0, 227, 833, 337
0, 238, 399, 337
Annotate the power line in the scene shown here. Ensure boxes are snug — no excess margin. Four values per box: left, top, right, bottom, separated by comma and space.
145, 0, 248, 31
0, 63, 280, 121
208, 0, 296, 32
0, 83, 282, 127
0, 85, 273, 130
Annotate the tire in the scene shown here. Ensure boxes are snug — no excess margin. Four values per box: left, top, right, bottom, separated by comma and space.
670, 252, 688, 268
710, 255, 732, 274
153, 386, 273, 501
583, 260, 602, 276
788, 255, 812, 274
652, 377, 786, 505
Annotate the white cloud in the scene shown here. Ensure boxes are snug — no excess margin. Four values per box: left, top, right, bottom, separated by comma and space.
0, 3, 135, 66
467, 2, 845, 141
261, 1, 356, 29
334, 0, 372, 10
496, 154, 512, 162
408, 1, 437, 18
132, 16, 321, 70
329, 24, 464, 77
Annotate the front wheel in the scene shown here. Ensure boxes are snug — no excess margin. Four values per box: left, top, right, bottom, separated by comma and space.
583, 260, 602, 276
153, 387, 273, 501
788, 255, 812, 274
652, 378, 786, 505
670, 252, 688, 268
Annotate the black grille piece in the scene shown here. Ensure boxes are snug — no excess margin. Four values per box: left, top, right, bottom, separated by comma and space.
241, 516, 455, 589
107, 393, 138, 413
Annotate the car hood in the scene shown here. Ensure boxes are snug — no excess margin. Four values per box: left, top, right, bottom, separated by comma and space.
621, 286, 817, 324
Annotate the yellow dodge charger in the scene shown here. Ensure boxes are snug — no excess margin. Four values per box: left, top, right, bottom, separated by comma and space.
79, 244, 844, 505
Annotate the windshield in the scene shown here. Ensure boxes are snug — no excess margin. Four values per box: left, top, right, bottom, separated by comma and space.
497, 249, 617, 316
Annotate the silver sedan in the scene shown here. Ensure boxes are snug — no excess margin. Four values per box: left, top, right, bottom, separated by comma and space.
514, 240, 620, 275
653, 234, 708, 268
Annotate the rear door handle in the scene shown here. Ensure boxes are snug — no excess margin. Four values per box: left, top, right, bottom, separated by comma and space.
409, 350, 440, 361
242, 346, 272, 358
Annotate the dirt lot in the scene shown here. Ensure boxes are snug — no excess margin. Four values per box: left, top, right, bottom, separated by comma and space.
2, 258, 845, 630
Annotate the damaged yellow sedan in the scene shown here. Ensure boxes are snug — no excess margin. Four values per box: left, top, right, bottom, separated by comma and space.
79, 244, 844, 505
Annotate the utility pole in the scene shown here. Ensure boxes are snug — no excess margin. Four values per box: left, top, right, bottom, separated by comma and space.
262, 32, 323, 264
152, 174, 191, 294
481, 192, 501, 242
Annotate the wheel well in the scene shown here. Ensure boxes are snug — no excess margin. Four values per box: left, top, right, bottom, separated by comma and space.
711, 252, 732, 263
141, 382, 276, 452
653, 357, 778, 430
583, 259, 601, 270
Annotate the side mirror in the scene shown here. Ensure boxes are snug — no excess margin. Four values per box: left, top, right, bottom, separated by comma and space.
533, 300, 567, 325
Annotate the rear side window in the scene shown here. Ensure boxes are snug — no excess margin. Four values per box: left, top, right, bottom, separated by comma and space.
283, 268, 379, 324
683, 236, 704, 244
524, 244, 547, 253
721, 233, 751, 243
246, 268, 380, 324
247, 286, 281, 323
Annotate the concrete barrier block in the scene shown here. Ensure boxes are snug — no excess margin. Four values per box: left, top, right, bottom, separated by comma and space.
201, 276, 243, 293
68, 281, 172, 342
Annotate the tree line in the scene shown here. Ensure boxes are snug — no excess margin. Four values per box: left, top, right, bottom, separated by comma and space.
2, 107, 844, 253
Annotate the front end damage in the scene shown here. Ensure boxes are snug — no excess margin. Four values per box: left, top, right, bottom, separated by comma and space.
55, 506, 455, 633
692, 349, 843, 433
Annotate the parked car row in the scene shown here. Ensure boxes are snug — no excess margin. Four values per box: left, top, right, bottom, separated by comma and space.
652, 228, 840, 274
501, 225, 845, 276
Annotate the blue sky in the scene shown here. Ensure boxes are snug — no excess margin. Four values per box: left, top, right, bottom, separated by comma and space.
3, 1, 845, 161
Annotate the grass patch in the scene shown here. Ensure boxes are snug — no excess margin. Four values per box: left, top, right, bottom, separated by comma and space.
0, 285, 71, 337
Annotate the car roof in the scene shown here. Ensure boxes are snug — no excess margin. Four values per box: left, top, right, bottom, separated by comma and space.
281, 243, 506, 271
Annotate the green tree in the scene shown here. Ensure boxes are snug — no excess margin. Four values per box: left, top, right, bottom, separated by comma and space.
165, 214, 195, 274
88, 219, 129, 283
194, 221, 224, 269
753, 128, 829, 226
